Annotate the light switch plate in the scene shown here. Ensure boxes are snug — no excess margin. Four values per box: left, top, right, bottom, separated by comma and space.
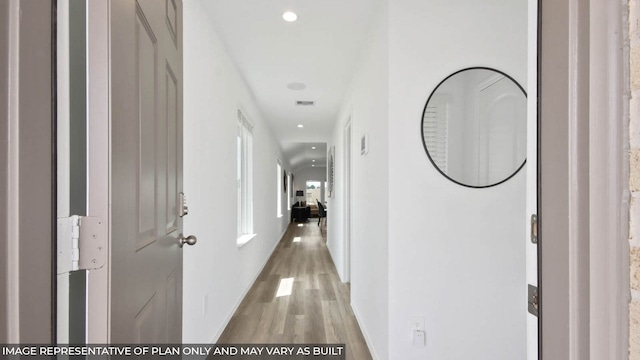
411, 316, 425, 331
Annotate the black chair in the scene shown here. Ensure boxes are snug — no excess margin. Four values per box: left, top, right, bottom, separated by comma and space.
317, 200, 326, 227
292, 202, 310, 222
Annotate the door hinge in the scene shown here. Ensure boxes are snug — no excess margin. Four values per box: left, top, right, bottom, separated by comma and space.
528, 284, 539, 317
70, 215, 81, 271
530, 214, 538, 244
57, 216, 106, 274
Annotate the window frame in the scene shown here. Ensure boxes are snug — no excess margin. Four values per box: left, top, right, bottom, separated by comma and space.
276, 161, 283, 218
237, 109, 254, 243
287, 173, 292, 210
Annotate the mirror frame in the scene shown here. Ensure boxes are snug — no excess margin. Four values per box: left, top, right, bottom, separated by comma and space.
420, 66, 527, 188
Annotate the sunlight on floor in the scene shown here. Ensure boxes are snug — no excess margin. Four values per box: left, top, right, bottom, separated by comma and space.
276, 277, 294, 297
293, 237, 302, 242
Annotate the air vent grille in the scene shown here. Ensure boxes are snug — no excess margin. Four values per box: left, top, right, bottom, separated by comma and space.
296, 100, 315, 106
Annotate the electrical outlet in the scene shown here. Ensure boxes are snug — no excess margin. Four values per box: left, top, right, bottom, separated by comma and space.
413, 329, 426, 347
411, 316, 425, 331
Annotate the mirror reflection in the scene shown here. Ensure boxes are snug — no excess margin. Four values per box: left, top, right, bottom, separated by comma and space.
421, 67, 527, 187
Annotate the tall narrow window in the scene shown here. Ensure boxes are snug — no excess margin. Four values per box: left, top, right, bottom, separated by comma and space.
237, 109, 254, 239
287, 173, 292, 210
277, 161, 283, 218
306, 181, 322, 204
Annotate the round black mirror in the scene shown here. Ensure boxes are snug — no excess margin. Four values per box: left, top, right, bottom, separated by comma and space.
421, 67, 527, 188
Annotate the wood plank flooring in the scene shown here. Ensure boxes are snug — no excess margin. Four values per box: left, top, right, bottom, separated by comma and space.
217, 220, 372, 360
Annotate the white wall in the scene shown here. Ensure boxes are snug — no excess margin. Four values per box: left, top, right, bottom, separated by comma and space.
388, 1, 527, 359
182, 0, 527, 355
182, 0, 290, 343
329, 2, 389, 358
293, 166, 327, 205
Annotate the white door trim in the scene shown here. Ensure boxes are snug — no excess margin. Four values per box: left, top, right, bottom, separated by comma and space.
541, 0, 630, 358
526, 2, 538, 359
566, 0, 591, 358
6, 0, 20, 344
588, 0, 630, 357
86, 0, 111, 343
344, 120, 352, 283
55, 0, 70, 342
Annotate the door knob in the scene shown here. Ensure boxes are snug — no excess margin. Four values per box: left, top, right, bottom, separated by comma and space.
179, 234, 197, 247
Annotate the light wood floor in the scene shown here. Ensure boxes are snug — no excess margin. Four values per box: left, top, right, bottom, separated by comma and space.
217, 220, 372, 360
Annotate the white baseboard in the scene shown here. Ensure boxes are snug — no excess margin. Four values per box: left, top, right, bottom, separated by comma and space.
351, 303, 380, 360
209, 230, 285, 343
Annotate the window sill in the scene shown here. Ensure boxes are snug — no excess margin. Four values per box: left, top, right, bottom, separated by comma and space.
237, 233, 257, 248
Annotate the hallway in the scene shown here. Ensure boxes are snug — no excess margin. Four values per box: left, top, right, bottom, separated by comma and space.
217, 221, 372, 360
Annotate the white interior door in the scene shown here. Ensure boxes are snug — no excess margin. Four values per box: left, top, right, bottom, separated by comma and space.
526, 0, 539, 358
110, 0, 185, 343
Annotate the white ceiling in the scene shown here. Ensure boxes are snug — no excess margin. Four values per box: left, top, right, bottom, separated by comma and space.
200, 0, 379, 171
282, 142, 327, 172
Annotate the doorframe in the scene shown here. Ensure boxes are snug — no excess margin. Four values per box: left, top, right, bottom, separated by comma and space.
85, 0, 111, 343
586, 0, 630, 357
540, 0, 630, 358
1, 0, 57, 343
0, 0, 12, 344
344, 120, 352, 283
0, 1, 14, 344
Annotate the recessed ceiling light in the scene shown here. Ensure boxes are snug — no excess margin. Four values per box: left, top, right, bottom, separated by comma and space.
312, 165, 315, 167
312, 160, 316, 162
282, 11, 297, 22
297, 124, 304, 128
287, 82, 306, 91
311, 146, 316, 149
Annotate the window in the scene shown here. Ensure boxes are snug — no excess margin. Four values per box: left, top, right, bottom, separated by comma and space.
276, 161, 283, 218
237, 109, 254, 242
306, 180, 322, 204
287, 173, 292, 210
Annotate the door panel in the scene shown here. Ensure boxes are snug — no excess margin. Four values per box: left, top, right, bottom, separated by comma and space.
166, 0, 178, 45
134, 295, 158, 343
166, 66, 178, 234
111, 0, 183, 343
136, 7, 158, 249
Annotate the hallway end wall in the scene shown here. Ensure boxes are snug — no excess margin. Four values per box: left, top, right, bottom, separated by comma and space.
388, 1, 527, 359
182, 0, 290, 343
329, 2, 389, 358
292, 167, 327, 205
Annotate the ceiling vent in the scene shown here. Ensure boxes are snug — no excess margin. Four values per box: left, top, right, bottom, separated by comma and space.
296, 100, 315, 106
